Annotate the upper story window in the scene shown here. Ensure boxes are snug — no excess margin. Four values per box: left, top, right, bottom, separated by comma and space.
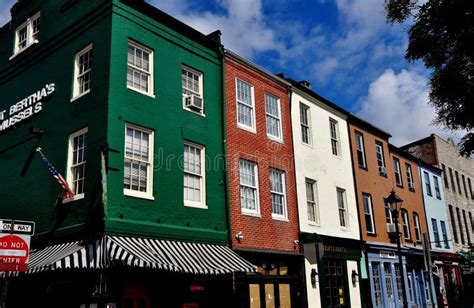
433, 176, 441, 199
449, 167, 456, 193
72, 44, 93, 100
127, 41, 153, 96
236, 79, 255, 132
375, 141, 386, 176
183, 142, 206, 208
305, 179, 319, 224
13, 12, 40, 56
424, 171, 432, 196
124, 124, 154, 199
66, 128, 88, 200
299, 103, 311, 145
355, 132, 367, 169
182, 66, 204, 114
265, 93, 282, 141
441, 164, 449, 188
393, 157, 403, 187
456, 207, 465, 244
406, 163, 414, 190
462, 174, 468, 198
336, 187, 348, 228
455, 170, 462, 195
384, 201, 394, 224
440, 220, 450, 249
468, 178, 474, 200
431, 218, 441, 248
449, 204, 459, 243
362, 193, 375, 234
270, 168, 287, 220
240, 159, 259, 215
329, 119, 340, 156
413, 212, 421, 242
401, 209, 411, 240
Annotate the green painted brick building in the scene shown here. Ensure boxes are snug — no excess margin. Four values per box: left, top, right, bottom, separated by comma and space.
0, 0, 253, 306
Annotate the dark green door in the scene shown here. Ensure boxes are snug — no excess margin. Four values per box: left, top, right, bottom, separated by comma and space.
319, 259, 350, 307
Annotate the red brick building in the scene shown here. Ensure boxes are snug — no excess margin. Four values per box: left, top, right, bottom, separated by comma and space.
224, 50, 303, 308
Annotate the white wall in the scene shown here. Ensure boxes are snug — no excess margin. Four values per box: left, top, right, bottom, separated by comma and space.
347, 260, 362, 307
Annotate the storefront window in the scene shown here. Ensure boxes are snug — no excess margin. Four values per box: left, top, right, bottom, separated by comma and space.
384, 264, 394, 300
265, 284, 275, 308
371, 262, 383, 307
395, 264, 404, 304
249, 284, 261, 308
279, 284, 291, 308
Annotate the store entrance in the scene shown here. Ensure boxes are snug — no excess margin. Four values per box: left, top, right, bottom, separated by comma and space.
121, 284, 150, 308
248, 281, 292, 308
319, 259, 349, 308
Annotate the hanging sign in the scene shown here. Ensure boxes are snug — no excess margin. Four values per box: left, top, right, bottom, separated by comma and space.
0, 83, 55, 132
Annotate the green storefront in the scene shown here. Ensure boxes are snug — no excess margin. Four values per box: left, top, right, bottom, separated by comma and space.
0, 0, 254, 307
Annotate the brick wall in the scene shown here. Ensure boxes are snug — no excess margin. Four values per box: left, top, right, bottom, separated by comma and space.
225, 56, 300, 252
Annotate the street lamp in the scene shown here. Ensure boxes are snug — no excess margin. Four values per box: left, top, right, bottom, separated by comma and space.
385, 190, 408, 307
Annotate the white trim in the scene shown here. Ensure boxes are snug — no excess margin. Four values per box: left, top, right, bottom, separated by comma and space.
336, 187, 349, 229
127, 40, 154, 96
235, 78, 256, 133
329, 118, 341, 156
182, 65, 205, 116
239, 159, 260, 215
72, 44, 93, 100
299, 102, 312, 145
270, 168, 288, 220
305, 178, 320, 225
265, 93, 283, 143
123, 123, 154, 199
363, 193, 375, 235
64, 127, 88, 202
183, 141, 207, 209
12, 12, 40, 57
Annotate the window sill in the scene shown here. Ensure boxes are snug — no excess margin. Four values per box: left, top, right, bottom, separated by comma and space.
359, 166, 368, 171
267, 135, 283, 144
308, 221, 320, 227
184, 201, 208, 209
272, 215, 288, 222
237, 123, 256, 134
241, 211, 261, 218
62, 193, 84, 204
9, 40, 39, 60
70, 90, 90, 102
340, 227, 351, 232
366, 232, 377, 237
183, 106, 205, 117
124, 190, 154, 200
409, 187, 415, 192
379, 172, 387, 178
127, 86, 155, 98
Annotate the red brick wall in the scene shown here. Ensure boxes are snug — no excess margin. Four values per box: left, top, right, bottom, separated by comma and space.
225, 56, 299, 252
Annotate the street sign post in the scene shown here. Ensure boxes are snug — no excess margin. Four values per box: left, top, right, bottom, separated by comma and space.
0, 234, 29, 272
0, 220, 35, 235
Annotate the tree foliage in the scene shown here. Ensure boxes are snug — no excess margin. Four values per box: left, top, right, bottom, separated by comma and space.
385, 0, 474, 156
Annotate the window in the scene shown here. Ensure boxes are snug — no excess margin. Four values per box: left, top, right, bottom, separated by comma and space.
406, 163, 414, 190
455, 171, 462, 195
424, 272, 431, 302
336, 188, 348, 227
182, 66, 203, 113
306, 179, 319, 224
433, 176, 441, 199
375, 141, 386, 175
124, 124, 154, 198
355, 132, 367, 168
240, 159, 259, 215
413, 213, 421, 241
393, 158, 403, 187
456, 207, 465, 244
183, 143, 206, 208
66, 128, 88, 199
72, 44, 93, 99
424, 171, 432, 196
470, 212, 474, 234
363, 194, 375, 234
384, 264, 394, 301
265, 94, 282, 141
236, 79, 255, 131
371, 263, 383, 307
299, 103, 311, 144
395, 264, 405, 304
463, 210, 471, 245
402, 210, 411, 240
449, 205, 459, 243
432, 218, 441, 247
329, 119, 340, 156
13, 12, 40, 55
385, 201, 394, 224
468, 178, 473, 199
462, 175, 468, 198
441, 164, 449, 188
270, 168, 287, 219
127, 41, 153, 95
449, 168, 456, 193
440, 221, 449, 249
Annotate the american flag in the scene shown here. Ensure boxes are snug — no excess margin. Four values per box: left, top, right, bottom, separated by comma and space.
36, 147, 75, 199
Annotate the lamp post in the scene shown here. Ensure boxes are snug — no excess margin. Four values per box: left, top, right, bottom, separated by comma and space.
386, 190, 408, 307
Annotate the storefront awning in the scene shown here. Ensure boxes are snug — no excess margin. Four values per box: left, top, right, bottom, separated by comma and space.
11, 236, 257, 275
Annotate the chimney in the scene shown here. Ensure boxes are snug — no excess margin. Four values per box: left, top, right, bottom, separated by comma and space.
299, 80, 311, 89
207, 30, 222, 44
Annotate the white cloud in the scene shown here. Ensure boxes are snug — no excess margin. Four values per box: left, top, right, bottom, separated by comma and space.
357, 69, 461, 146
0, 0, 15, 27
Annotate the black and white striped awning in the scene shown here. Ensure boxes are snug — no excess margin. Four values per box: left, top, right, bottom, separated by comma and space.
10, 236, 256, 275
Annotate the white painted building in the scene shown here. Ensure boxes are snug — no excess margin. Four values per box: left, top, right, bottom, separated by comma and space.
288, 80, 362, 308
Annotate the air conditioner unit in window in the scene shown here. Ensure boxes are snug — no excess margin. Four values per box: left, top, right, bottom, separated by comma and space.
386, 223, 401, 234
185, 95, 203, 111
408, 182, 415, 190
379, 166, 387, 176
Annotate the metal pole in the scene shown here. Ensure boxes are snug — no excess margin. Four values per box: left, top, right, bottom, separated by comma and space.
0, 271, 9, 308
394, 210, 409, 307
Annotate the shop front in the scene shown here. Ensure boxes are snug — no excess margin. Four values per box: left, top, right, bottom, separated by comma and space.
431, 251, 464, 307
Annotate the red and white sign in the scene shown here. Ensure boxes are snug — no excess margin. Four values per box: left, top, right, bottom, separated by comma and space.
0, 234, 30, 272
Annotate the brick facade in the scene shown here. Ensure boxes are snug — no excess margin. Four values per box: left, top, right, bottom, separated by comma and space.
225, 54, 299, 252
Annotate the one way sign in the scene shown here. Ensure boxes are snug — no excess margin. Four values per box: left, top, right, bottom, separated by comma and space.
0, 220, 35, 235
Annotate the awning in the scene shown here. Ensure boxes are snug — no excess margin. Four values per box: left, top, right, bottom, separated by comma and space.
9, 236, 256, 275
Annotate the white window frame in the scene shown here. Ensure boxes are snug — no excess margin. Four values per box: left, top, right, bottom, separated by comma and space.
375, 141, 386, 172
235, 78, 256, 133
355, 132, 367, 168
270, 168, 287, 220
424, 171, 432, 196
239, 159, 260, 216
401, 209, 411, 240
65, 127, 88, 202
182, 65, 204, 115
183, 142, 207, 209
265, 93, 283, 142
306, 179, 319, 225
385, 202, 394, 224
71, 44, 93, 101
12, 12, 40, 58
127, 40, 154, 97
336, 187, 348, 228
300, 103, 312, 145
413, 213, 421, 242
440, 220, 449, 248
363, 193, 375, 234
406, 163, 414, 190
393, 158, 403, 186
432, 218, 441, 247
433, 176, 441, 199
123, 124, 154, 200
329, 118, 340, 156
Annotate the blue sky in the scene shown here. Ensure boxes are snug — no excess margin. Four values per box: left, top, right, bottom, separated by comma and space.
0, 0, 460, 146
